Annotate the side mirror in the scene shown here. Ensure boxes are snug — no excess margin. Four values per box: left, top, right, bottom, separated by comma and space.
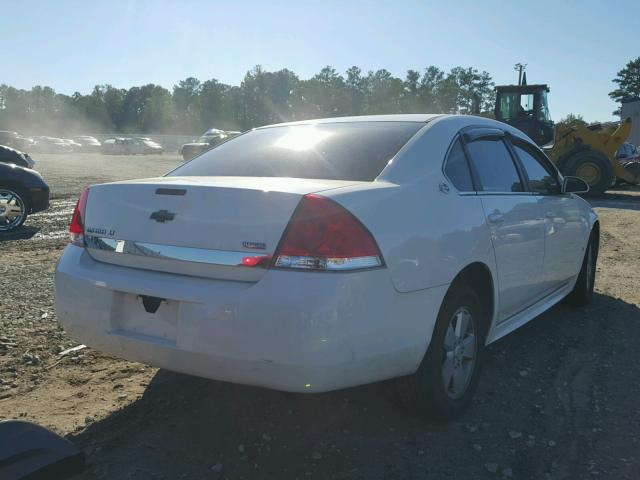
562, 176, 589, 194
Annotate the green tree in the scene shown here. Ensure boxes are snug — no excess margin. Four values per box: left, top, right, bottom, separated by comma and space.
609, 57, 640, 103
173, 77, 202, 132
0, 64, 498, 135
419, 66, 445, 112
363, 69, 404, 114
345, 66, 365, 115
559, 113, 588, 127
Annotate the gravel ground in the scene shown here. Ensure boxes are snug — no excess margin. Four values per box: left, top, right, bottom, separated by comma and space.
1, 153, 640, 479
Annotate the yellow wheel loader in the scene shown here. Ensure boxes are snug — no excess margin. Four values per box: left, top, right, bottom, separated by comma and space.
494, 84, 638, 195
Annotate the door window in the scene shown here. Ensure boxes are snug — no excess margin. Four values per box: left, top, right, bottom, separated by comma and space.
513, 144, 560, 195
498, 93, 518, 120
519, 94, 534, 118
444, 138, 474, 191
465, 139, 524, 193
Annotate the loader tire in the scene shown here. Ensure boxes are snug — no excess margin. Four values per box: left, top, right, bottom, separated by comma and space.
562, 149, 613, 196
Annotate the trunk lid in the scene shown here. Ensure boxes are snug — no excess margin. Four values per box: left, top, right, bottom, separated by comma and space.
83, 176, 360, 281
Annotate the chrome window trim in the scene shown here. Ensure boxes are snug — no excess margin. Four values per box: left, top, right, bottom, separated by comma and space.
476, 192, 534, 196
84, 236, 270, 267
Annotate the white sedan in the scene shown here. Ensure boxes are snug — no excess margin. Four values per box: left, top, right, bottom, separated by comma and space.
54, 114, 598, 419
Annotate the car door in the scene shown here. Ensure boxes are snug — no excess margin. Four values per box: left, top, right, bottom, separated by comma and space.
509, 140, 588, 290
462, 128, 546, 322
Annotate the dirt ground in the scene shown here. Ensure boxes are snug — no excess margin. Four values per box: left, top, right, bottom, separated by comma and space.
1, 153, 640, 480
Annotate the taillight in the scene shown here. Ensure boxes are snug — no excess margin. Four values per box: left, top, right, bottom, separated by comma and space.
69, 187, 90, 246
272, 194, 384, 271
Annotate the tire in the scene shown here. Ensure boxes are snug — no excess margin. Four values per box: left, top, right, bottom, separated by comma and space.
562, 149, 614, 196
0, 185, 29, 232
568, 229, 599, 306
393, 284, 485, 420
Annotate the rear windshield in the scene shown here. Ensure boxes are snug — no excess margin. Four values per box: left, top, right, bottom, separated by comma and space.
169, 121, 423, 181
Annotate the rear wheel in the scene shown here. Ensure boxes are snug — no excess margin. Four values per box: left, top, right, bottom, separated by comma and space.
0, 186, 28, 232
568, 230, 598, 306
562, 149, 614, 196
393, 284, 485, 420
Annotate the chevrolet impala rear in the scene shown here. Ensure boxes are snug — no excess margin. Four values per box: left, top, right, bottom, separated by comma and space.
54, 117, 442, 393
55, 114, 599, 420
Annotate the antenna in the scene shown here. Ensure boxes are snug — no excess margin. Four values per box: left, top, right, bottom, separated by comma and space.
514, 63, 527, 86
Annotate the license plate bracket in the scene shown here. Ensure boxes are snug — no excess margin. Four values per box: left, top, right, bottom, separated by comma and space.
110, 291, 178, 343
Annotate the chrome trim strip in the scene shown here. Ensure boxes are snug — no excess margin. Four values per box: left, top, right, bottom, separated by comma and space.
85, 236, 270, 267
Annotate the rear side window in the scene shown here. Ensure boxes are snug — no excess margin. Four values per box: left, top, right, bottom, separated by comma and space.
466, 139, 524, 192
513, 144, 560, 195
169, 122, 424, 181
444, 139, 474, 191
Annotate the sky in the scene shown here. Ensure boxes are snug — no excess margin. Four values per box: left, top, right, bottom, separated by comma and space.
4, 0, 639, 122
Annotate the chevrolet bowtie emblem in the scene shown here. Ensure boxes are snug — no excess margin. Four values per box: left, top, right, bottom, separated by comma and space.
150, 210, 175, 223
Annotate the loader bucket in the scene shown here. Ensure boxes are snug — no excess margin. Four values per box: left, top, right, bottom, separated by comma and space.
612, 158, 640, 184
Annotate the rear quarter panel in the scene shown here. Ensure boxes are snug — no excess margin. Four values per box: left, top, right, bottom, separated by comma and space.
324, 178, 495, 294
325, 115, 499, 294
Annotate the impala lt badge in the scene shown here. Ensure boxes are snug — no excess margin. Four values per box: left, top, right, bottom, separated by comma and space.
150, 210, 175, 223
243, 241, 266, 250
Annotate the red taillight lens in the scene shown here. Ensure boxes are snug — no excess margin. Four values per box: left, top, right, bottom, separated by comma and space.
273, 194, 383, 271
69, 187, 89, 245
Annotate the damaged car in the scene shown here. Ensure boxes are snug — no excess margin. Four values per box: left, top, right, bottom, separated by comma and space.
55, 114, 598, 420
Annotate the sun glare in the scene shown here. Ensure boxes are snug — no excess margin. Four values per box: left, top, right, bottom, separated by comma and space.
273, 126, 332, 151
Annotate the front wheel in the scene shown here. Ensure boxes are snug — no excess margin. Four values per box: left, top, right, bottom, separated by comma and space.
393, 284, 485, 420
0, 187, 28, 232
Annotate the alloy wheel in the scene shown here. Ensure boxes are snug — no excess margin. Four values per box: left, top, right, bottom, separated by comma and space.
442, 306, 477, 399
0, 189, 26, 232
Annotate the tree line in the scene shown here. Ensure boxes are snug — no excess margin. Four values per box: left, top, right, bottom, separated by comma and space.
2, 58, 637, 135
0, 65, 495, 135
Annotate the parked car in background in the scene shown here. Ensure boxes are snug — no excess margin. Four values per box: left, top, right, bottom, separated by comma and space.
0, 161, 49, 231
179, 128, 235, 161
616, 142, 640, 162
100, 138, 118, 154
60, 139, 82, 152
0, 145, 35, 168
133, 138, 163, 154
102, 137, 163, 155
55, 114, 598, 420
72, 136, 102, 152
31, 137, 74, 154
0, 130, 34, 151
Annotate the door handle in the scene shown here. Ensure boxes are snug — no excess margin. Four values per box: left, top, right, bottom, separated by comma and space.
487, 212, 504, 224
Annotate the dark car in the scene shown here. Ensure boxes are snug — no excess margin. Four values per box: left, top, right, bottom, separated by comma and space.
0, 145, 35, 168
179, 129, 231, 161
0, 162, 49, 232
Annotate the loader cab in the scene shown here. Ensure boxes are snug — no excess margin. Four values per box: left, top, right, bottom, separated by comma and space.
495, 84, 555, 147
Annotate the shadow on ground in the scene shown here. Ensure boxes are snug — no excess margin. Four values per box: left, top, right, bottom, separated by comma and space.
69, 293, 640, 479
587, 187, 640, 211
0, 225, 40, 242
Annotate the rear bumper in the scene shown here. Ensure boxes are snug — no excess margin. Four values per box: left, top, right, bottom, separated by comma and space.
54, 246, 446, 392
